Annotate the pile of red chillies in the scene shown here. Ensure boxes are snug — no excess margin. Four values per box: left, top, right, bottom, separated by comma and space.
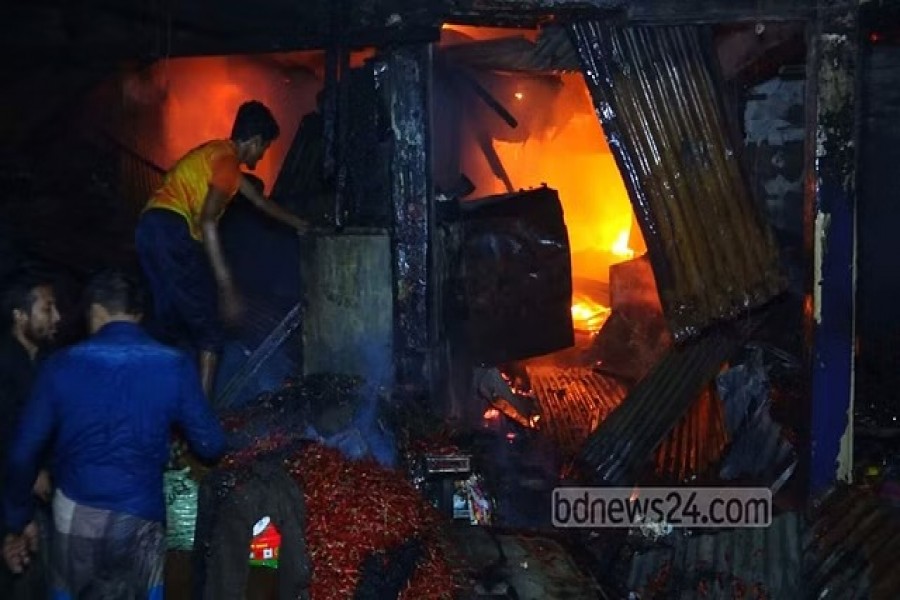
220, 437, 458, 599
288, 444, 457, 599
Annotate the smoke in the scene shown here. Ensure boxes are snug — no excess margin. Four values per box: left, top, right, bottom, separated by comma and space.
351, 339, 398, 468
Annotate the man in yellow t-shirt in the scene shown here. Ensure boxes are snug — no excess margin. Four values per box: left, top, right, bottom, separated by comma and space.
135, 100, 308, 396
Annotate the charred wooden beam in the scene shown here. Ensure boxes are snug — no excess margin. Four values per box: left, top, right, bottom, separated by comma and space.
2, 1, 437, 64
378, 44, 433, 391
621, 0, 816, 24
448, 0, 818, 25
2, 0, 823, 68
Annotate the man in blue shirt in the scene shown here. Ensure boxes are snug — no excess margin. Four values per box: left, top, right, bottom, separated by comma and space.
1, 269, 226, 599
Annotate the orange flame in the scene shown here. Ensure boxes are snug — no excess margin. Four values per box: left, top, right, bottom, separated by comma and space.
571, 294, 611, 333
119, 55, 324, 193
443, 26, 648, 338
440, 24, 538, 43
611, 228, 636, 260
455, 69, 644, 284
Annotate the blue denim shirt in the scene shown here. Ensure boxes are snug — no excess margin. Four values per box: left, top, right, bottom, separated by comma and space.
2, 321, 225, 532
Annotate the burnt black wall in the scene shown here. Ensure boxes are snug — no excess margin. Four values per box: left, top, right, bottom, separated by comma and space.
856, 36, 900, 423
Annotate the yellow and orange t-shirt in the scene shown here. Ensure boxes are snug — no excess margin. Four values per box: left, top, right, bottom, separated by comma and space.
144, 140, 243, 241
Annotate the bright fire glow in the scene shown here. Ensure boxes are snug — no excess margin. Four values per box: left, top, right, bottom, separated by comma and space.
441, 30, 647, 332
443, 27, 650, 340
115, 55, 326, 193
456, 69, 645, 284
611, 228, 636, 260
571, 294, 612, 333
440, 24, 538, 43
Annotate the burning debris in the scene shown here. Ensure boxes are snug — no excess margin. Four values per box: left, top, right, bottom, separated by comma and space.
524, 365, 627, 462
0, 0, 872, 597
571, 293, 612, 334
473, 366, 541, 429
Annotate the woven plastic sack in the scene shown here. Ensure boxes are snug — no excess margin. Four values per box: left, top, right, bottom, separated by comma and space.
164, 468, 199, 550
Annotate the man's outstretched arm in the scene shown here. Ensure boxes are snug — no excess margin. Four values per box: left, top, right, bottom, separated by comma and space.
238, 176, 309, 233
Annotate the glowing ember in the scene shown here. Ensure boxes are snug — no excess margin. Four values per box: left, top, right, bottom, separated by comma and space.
514, 91, 524, 101
499, 371, 535, 398
571, 294, 612, 333
483, 408, 501, 420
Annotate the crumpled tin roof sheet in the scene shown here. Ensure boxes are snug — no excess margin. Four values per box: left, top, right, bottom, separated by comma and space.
569, 21, 785, 343
526, 365, 627, 461
579, 317, 759, 486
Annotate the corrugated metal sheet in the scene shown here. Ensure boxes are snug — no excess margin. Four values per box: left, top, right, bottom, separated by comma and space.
579, 316, 760, 486
627, 512, 804, 599
654, 384, 729, 482
569, 22, 785, 343
526, 367, 730, 483
526, 365, 627, 460
804, 485, 900, 599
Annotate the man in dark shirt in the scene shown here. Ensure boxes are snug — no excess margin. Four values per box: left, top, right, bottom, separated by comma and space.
1, 269, 226, 599
0, 274, 60, 478
0, 272, 60, 598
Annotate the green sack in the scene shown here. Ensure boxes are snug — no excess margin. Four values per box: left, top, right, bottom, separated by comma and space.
164, 468, 199, 551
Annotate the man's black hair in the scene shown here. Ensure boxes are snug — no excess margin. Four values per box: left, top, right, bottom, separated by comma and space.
83, 269, 146, 316
231, 100, 280, 143
2, 271, 53, 328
